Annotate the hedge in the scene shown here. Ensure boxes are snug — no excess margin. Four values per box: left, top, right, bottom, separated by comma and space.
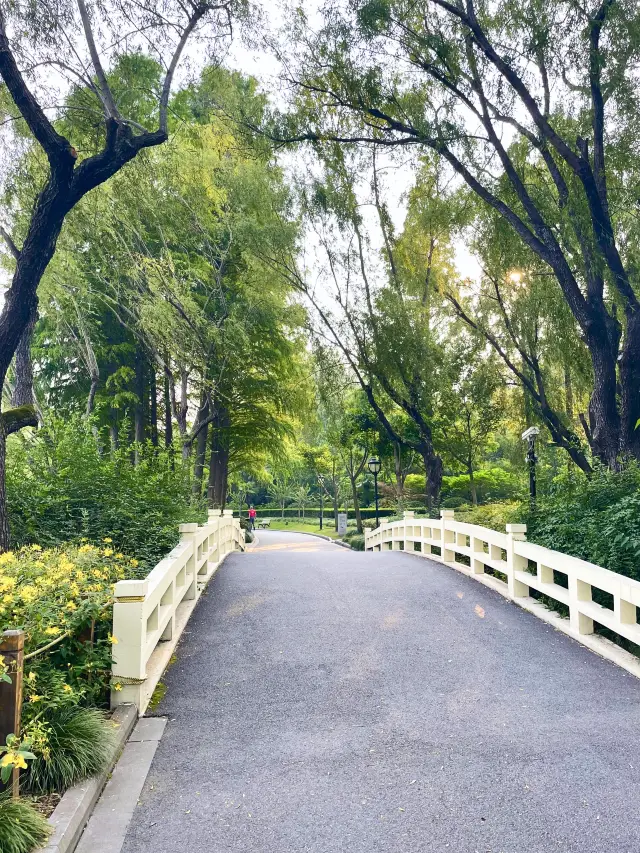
251, 507, 383, 520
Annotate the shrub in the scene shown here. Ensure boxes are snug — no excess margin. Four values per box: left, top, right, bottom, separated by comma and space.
7, 416, 205, 571
343, 533, 365, 550
455, 502, 524, 531
441, 468, 523, 504
0, 544, 130, 708
525, 465, 640, 581
0, 795, 50, 853
23, 706, 115, 795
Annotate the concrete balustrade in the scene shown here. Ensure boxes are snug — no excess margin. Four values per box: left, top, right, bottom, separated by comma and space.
111, 510, 244, 712
366, 510, 640, 673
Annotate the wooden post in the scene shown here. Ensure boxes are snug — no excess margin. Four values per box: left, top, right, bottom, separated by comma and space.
0, 629, 25, 798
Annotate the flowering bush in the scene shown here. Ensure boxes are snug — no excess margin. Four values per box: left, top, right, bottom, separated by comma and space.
0, 542, 133, 710
0, 542, 134, 799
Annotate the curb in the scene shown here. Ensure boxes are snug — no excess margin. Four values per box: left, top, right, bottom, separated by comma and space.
243, 533, 260, 551
39, 704, 138, 853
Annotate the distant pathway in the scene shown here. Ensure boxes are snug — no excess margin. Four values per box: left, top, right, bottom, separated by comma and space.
122, 530, 640, 853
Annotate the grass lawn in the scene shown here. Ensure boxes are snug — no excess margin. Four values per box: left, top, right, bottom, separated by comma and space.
265, 519, 353, 540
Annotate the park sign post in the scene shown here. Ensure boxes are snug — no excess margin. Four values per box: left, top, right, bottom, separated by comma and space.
338, 513, 347, 536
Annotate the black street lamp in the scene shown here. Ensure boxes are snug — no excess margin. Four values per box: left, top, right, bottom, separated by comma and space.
522, 427, 540, 503
317, 475, 325, 530
368, 457, 381, 528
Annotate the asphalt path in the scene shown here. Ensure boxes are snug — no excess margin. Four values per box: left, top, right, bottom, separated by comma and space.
121, 529, 640, 853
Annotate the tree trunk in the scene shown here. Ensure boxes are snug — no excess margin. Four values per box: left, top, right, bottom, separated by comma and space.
586, 328, 620, 469
11, 311, 36, 409
163, 370, 173, 449
192, 394, 209, 499
421, 447, 443, 514
468, 462, 477, 506
393, 442, 404, 503
86, 376, 99, 418
133, 348, 145, 465
208, 400, 230, 508
149, 367, 158, 448
350, 475, 363, 533
619, 309, 640, 459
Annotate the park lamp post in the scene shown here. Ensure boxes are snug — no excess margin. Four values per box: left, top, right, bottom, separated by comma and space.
368, 457, 381, 528
522, 426, 540, 504
317, 474, 325, 530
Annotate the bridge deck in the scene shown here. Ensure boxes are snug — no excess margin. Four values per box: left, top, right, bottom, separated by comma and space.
122, 530, 640, 853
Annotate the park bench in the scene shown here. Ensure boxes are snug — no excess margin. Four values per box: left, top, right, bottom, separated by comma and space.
256, 517, 272, 529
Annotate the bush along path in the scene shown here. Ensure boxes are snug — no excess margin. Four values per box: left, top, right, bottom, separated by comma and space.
0, 542, 140, 851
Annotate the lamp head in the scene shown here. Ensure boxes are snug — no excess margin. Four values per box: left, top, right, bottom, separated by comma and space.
522, 426, 540, 442
368, 457, 381, 475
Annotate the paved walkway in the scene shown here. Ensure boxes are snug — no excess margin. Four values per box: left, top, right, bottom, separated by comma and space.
122, 530, 640, 853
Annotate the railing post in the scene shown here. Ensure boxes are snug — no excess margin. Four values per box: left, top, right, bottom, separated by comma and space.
111, 578, 149, 709
0, 630, 24, 798
569, 577, 594, 635
506, 523, 528, 597
223, 509, 234, 554
403, 511, 414, 551
441, 510, 455, 563
205, 512, 221, 567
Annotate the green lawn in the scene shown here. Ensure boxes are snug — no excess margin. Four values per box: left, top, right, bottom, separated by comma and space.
263, 519, 353, 539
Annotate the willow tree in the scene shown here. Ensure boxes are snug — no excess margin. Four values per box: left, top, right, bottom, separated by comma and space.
280, 0, 640, 470
0, 0, 245, 548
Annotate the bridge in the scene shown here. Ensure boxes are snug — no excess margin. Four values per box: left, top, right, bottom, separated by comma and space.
113, 527, 640, 853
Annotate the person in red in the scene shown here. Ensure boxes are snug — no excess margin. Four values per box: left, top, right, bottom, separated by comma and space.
248, 505, 257, 531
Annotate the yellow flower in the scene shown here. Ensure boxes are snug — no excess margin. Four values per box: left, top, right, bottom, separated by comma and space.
44, 626, 62, 636
78, 544, 93, 553
129, 559, 139, 568
66, 601, 77, 612
103, 548, 114, 557
27, 672, 36, 683
28, 694, 42, 703
108, 634, 118, 645
113, 682, 123, 692
0, 552, 14, 565
63, 684, 72, 693
30, 544, 42, 552
103, 537, 113, 544
0, 752, 27, 770
115, 553, 124, 559
20, 585, 37, 603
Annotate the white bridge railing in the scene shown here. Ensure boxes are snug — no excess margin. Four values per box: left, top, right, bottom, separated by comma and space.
366, 510, 640, 656
111, 509, 244, 712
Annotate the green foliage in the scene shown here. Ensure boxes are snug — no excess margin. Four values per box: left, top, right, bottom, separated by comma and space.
526, 466, 640, 581
22, 707, 115, 796
0, 795, 50, 853
0, 542, 133, 710
7, 417, 204, 571
441, 468, 523, 505
342, 532, 366, 550
455, 502, 524, 530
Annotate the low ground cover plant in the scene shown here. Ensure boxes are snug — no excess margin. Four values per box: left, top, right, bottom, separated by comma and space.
0, 795, 50, 853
